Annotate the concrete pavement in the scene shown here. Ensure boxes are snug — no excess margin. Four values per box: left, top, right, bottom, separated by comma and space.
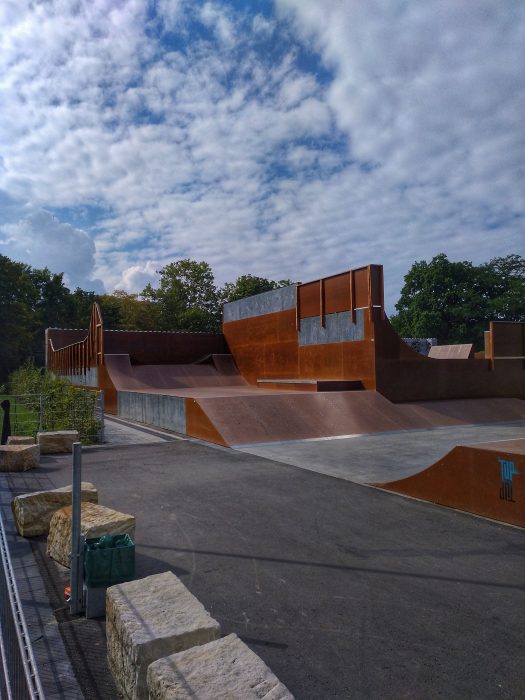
235, 421, 525, 483
9, 438, 524, 700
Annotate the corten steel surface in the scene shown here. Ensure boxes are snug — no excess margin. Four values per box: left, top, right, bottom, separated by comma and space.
48, 269, 525, 449
225, 270, 525, 402
47, 303, 104, 377
101, 353, 249, 414
375, 439, 525, 528
185, 398, 228, 446
183, 393, 525, 447
102, 330, 228, 364
489, 321, 525, 360
373, 311, 525, 401
428, 344, 474, 359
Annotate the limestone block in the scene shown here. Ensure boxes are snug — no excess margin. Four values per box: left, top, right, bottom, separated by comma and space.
37, 430, 79, 454
147, 633, 295, 700
12, 482, 98, 537
107, 571, 220, 700
47, 502, 135, 567
0, 445, 39, 472
7, 435, 35, 445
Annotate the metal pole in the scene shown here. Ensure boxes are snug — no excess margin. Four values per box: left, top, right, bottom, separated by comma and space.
38, 395, 44, 434
69, 443, 84, 614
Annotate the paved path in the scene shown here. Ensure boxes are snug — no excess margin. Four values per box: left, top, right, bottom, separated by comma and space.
103, 414, 182, 445
9, 440, 524, 700
236, 421, 525, 483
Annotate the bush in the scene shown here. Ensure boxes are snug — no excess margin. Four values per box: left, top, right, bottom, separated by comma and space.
8, 361, 102, 444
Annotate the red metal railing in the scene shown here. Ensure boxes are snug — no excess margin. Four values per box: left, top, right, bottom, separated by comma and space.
48, 303, 104, 377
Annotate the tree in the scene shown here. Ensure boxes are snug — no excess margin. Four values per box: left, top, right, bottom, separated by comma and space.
96, 294, 123, 330
69, 288, 96, 328
221, 274, 294, 303
0, 255, 34, 381
390, 253, 525, 348
111, 290, 159, 330
142, 259, 221, 332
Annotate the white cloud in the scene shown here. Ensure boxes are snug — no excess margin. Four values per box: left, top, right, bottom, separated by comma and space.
114, 261, 160, 293
0, 207, 104, 291
0, 0, 523, 313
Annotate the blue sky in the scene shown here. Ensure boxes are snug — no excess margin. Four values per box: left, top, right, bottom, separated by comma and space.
0, 0, 523, 312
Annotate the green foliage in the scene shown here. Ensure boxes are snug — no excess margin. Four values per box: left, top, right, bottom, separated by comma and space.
7, 360, 101, 443
111, 290, 159, 330
221, 274, 294, 302
142, 259, 221, 332
0, 255, 35, 380
391, 254, 525, 347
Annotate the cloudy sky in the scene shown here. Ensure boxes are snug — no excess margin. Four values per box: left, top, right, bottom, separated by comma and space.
0, 0, 523, 311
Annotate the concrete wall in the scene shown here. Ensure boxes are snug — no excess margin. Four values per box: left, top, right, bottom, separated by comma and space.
223, 286, 297, 322
299, 310, 364, 346
65, 368, 99, 387
118, 392, 186, 434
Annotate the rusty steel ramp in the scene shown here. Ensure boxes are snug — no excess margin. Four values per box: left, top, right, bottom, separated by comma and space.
189, 393, 525, 446
375, 439, 525, 527
104, 353, 248, 391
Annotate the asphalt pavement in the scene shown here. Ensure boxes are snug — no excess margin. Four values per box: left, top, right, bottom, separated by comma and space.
9, 437, 524, 700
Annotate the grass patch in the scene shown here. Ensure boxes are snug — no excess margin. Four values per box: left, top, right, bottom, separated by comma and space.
0, 394, 40, 437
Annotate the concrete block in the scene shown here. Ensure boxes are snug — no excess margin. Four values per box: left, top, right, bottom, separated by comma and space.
107, 571, 220, 700
37, 430, 79, 454
0, 444, 39, 472
47, 502, 135, 567
147, 633, 294, 699
7, 435, 35, 445
12, 482, 98, 537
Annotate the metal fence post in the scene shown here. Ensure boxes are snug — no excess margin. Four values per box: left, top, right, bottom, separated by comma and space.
38, 395, 44, 433
98, 391, 105, 444
69, 443, 84, 615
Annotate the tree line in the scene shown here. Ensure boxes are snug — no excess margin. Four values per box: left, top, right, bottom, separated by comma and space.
0, 254, 291, 381
1, 253, 523, 382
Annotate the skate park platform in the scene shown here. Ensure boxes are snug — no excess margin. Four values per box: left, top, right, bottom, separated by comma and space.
46, 264, 525, 526
235, 423, 525, 527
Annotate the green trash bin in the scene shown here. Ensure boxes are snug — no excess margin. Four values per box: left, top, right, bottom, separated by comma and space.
84, 534, 135, 588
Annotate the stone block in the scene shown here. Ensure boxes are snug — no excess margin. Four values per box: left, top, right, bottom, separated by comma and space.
147, 633, 295, 700
107, 571, 220, 700
0, 445, 39, 472
47, 502, 135, 567
7, 435, 35, 445
12, 482, 98, 537
37, 430, 79, 454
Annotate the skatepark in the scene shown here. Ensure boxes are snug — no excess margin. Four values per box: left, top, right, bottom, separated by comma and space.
1, 264, 523, 697
2, 421, 524, 699
46, 263, 525, 528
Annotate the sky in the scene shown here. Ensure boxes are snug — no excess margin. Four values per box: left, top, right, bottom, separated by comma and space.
0, 0, 523, 313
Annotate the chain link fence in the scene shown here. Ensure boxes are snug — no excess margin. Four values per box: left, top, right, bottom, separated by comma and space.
1, 391, 104, 445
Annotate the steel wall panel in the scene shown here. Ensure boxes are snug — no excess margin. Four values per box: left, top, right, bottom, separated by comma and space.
324, 273, 351, 314
298, 282, 320, 319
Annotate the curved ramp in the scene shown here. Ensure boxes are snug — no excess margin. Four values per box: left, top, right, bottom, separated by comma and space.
375, 439, 525, 527
188, 394, 525, 447
104, 354, 247, 391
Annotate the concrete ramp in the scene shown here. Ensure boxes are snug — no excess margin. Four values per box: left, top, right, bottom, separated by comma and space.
375, 439, 525, 527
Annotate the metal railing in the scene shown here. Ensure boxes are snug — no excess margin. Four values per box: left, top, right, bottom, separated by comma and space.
1, 391, 104, 445
0, 510, 44, 699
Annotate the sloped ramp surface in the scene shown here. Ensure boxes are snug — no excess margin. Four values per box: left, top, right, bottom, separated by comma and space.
105, 353, 247, 391
191, 393, 525, 446
375, 439, 525, 527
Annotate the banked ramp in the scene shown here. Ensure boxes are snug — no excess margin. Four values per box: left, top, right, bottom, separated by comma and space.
375, 439, 525, 527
